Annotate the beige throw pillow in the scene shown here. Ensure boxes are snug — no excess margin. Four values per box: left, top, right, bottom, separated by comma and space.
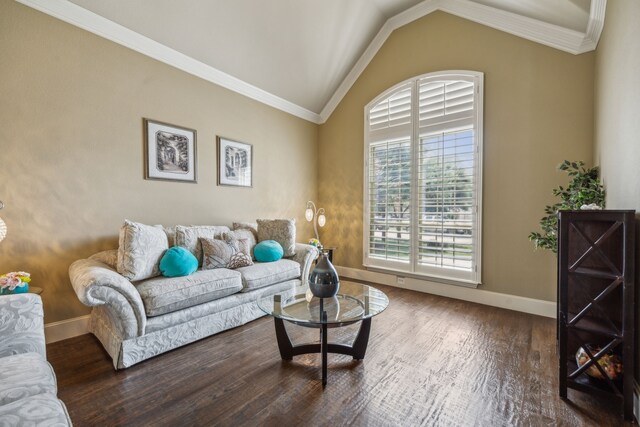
232, 222, 258, 238
117, 220, 169, 281
257, 219, 296, 257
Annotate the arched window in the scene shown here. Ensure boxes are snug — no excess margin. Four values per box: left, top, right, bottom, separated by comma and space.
364, 71, 483, 285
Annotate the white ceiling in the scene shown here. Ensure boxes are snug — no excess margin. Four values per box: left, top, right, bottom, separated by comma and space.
67, 0, 425, 113
39, 0, 598, 121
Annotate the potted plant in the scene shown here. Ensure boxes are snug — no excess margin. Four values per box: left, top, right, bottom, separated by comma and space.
529, 160, 606, 253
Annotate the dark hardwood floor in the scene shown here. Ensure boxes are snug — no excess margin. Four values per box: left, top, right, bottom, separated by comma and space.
47, 284, 628, 426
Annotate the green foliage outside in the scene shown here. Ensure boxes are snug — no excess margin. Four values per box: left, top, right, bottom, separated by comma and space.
369, 138, 474, 262
528, 160, 606, 253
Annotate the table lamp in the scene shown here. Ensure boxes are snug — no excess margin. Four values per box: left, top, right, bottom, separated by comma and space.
305, 200, 326, 243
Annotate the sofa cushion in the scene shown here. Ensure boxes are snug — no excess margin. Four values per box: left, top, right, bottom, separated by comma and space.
117, 220, 169, 281
236, 259, 300, 292
175, 225, 230, 266
136, 269, 243, 316
0, 352, 57, 406
0, 393, 72, 426
257, 219, 296, 257
0, 294, 46, 359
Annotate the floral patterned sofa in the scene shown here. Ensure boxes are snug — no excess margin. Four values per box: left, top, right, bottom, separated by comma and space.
0, 294, 72, 425
69, 222, 318, 370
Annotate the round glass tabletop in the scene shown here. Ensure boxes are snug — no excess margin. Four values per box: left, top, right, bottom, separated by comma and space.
257, 281, 389, 326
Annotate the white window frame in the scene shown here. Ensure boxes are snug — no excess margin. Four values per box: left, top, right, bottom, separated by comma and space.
363, 70, 483, 286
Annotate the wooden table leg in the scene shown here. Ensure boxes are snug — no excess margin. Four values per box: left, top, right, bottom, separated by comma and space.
351, 318, 371, 360
273, 315, 374, 386
274, 317, 294, 360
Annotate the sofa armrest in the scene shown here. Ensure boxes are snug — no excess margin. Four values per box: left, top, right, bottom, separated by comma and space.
291, 243, 319, 285
69, 259, 146, 338
0, 294, 46, 358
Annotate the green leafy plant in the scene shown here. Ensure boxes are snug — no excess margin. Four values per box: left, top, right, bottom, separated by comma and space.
529, 160, 605, 253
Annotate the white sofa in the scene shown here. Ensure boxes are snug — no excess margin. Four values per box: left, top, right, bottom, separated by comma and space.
69, 224, 317, 370
0, 294, 72, 425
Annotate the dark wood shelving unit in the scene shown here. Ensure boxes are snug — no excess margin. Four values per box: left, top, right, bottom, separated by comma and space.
558, 210, 635, 421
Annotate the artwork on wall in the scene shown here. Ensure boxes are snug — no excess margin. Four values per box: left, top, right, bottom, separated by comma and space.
144, 118, 197, 183
217, 136, 252, 187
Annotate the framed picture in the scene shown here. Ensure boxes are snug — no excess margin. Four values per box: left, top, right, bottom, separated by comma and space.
144, 118, 197, 183
217, 136, 252, 187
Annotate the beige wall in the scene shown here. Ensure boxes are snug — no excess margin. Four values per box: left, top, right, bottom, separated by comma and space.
594, 0, 640, 210
318, 11, 595, 301
0, 1, 318, 323
594, 0, 640, 379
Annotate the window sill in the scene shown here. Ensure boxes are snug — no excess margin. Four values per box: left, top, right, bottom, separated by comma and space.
363, 264, 480, 289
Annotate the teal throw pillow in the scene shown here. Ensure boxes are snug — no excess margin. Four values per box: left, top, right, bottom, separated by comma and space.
254, 240, 284, 262
160, 247, 198, 277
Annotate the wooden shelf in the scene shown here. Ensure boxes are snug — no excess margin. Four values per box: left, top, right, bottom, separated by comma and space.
566, 314, 622, 339
570, 267, 620, 280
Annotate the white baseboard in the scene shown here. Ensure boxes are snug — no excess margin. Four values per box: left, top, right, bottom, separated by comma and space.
336, 266, 557, 318
44, 315, 90, 344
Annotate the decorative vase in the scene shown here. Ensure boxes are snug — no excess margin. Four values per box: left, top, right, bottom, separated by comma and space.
309, 250, 340, 298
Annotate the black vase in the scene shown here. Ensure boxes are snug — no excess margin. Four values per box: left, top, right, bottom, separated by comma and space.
309, 251, 340, 298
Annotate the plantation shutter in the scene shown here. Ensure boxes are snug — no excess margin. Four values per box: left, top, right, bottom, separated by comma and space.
366, 83, 412, 267
368, 84, 412, 132
416, 77, 478, 281
364, 72, 482, 285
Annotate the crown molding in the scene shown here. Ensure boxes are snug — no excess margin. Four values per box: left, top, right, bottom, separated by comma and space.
319, 0, 607, 122
15, 0, 323, 124
580, 0, 607, 53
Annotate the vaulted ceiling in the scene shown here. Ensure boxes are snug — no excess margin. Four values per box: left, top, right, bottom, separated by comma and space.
18, 0, 603, 123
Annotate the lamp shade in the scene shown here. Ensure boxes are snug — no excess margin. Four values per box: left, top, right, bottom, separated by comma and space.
0, 217, 6, 242
317, 214, 326, 227
305, 208, 314, 222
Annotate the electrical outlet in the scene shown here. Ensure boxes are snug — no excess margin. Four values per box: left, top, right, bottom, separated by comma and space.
397, 276, 405, 285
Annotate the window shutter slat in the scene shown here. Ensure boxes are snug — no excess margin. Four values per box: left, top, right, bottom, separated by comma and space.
418, 79, 474, 123
368, 85, 412, 131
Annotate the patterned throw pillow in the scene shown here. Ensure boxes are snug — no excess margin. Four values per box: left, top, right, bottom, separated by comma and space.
227, 253, 253, 269
225, 230, 256, 258
235, 237, 252, 257
201, 237, 253, 270
257, 219, 296, 257
175, 225, 230, 266
117, 220, 169, 281
232, 222, 258, 238
163, 226, 176, 247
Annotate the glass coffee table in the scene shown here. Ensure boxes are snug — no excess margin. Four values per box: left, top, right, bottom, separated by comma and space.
257, 281, 389, 386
